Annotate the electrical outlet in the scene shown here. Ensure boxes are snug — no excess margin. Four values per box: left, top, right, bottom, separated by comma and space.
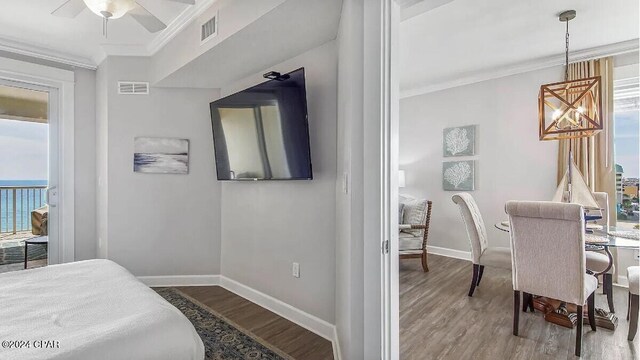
292, 262, 300, 278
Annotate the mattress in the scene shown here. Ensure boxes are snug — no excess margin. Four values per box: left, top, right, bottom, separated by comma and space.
0, 259, 204, 360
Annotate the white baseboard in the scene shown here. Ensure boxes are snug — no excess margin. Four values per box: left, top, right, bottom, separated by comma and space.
427, 245, 471, 261
332, 326, 342, 360
615, 275, 629, 288
219, 276, 337, 343
138, 274, 340, 359
426, 247, 633, 292
137, 275, 221, 287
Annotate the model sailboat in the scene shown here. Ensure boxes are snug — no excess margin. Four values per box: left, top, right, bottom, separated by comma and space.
552, 160, 601, 210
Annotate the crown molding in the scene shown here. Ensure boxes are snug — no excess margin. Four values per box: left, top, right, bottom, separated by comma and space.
400, 0, 453, 21
0, 0, 218, 70
99, 0, 217, 60
400, 38, 640, 99
147, 0, 217, 56
101, 44, 149, 57
0, 36, 96, 70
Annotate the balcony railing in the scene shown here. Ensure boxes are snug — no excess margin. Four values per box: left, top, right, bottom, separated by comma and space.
0, 186, 47, 235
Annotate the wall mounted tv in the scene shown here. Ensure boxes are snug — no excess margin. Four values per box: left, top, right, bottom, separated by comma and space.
210, 68, 312, 181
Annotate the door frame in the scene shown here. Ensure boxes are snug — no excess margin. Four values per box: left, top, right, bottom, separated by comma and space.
0, 56, 75, 264
360, 0, 399, 358
377, 0, 399, 358
383, 1, 400, 359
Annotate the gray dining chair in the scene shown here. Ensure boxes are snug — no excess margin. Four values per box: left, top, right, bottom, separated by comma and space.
506, 201, 597, 357
628, 266, 639, 341
452, 193, 511, 297
585, 192, 615, 312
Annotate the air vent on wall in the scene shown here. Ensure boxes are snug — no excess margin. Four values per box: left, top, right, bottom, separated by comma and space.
118, 81, 149, 95
201, 12, 218, 43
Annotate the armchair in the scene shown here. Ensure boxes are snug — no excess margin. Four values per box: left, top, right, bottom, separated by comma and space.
399, 196, 432, 272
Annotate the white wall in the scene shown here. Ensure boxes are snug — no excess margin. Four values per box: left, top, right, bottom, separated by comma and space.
96, 58, 108, 259
151, 0, 285, 85
96, 56, 222, 276
219, 41, 337, 324
73, 67, 97, 260
335, 0, 365, 357
400, 66, 562, 253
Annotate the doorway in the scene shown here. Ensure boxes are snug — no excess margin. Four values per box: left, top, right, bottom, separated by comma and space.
0, 79, 59, 273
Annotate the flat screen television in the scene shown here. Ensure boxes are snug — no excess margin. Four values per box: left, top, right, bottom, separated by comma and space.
210, 68, 312, 181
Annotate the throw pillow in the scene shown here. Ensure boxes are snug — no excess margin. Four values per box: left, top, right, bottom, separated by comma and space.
401, 198, 428, 237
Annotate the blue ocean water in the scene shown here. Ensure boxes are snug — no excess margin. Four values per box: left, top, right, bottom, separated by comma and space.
0, 180, 47, 233
134, 153, 188, 174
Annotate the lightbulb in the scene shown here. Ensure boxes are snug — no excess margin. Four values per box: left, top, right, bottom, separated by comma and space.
552, 109, 563, 120
577, 106, 585, 114
83, 0, 135, 19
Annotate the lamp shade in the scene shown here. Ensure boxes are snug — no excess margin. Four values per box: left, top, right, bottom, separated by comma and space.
398, 170, 406, 188
83, 0, 135, 18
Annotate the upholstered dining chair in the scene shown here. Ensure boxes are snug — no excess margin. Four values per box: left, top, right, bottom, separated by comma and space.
506, 201, 597, 357
452, 193, 511, 297
585, 192, 615, 313
627, 266, 639, 341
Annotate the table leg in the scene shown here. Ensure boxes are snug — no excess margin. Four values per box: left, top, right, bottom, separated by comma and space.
24, 242, 28, 269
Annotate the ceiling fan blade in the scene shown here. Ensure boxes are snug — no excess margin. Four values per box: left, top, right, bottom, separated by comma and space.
130, 3, 167, 33
51, 0, 86, 18
165, 0, 196, 4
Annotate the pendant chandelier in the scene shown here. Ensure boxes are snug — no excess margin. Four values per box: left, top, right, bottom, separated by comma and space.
538, 10, 603, 141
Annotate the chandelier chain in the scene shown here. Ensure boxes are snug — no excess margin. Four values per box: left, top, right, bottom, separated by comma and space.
564, 19, 570, 81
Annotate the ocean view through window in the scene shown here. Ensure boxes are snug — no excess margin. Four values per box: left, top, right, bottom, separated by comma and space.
0, 108, 49, 271
0, 117, 48, 233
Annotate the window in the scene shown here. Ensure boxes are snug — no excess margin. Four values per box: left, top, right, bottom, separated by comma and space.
613, 76, 639, 229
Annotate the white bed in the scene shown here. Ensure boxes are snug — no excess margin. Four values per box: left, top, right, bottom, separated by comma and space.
0, 259, 204, 360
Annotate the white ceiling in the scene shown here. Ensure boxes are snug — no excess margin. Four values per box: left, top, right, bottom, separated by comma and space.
0, 0, 193, 66
400, 0, 639, 95
156, 0, 342, 88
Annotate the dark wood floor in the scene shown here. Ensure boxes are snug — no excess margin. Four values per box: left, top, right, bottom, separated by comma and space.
174, 286, 334, 360
400, 254, 639, 360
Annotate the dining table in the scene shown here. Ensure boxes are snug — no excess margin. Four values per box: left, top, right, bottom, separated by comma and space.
495, 221, 640, 330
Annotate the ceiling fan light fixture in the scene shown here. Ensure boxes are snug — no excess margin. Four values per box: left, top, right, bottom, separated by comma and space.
83, 0, 135, 19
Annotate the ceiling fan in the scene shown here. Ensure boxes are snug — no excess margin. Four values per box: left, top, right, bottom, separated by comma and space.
52, 0, 195, 36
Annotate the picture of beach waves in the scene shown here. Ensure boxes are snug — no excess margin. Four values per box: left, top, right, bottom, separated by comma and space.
134, 137, 189, 174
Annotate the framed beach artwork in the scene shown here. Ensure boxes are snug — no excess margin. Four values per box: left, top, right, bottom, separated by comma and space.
443, 160, 475, 191
134, 137, 189, 174
443, 125, 476, 157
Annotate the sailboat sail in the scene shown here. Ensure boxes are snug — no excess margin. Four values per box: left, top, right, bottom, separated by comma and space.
552, 161, 601, 210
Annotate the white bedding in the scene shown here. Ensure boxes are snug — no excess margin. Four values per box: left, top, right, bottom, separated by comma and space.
0, 259, 204, 360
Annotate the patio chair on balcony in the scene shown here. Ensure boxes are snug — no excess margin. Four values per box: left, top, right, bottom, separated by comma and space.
31, 205, 48, 236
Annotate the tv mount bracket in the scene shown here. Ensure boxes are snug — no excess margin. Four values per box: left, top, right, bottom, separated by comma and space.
263, 71, 290, 81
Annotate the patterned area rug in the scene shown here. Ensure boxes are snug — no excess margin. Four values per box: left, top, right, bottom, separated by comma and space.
155, 288, 290, 360
0, 242, 47, 266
